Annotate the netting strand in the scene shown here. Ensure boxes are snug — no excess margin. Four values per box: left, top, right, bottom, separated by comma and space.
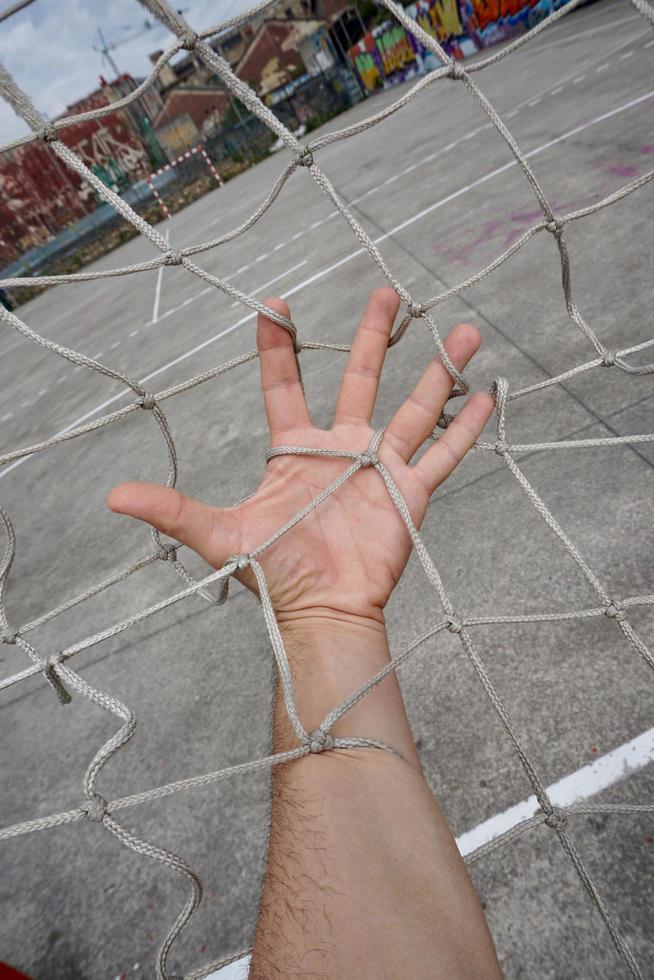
1, 0, 653, 977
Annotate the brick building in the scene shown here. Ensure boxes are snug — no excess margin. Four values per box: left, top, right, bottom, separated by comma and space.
0, 75, 156, 268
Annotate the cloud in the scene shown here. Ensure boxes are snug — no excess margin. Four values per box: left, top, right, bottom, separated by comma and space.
0, 0, 254, 143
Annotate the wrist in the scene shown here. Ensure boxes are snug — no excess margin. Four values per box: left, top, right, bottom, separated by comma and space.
274, 611, 421, 769
278, 605, 386, 639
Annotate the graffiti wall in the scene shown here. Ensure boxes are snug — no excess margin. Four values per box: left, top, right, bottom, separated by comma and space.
63, 87, 150, 199
460, 0, 574, 47
348, 0, 576, 92
0, 143, 88, 268
348, 0, 478, 93
0, 84, 151, 267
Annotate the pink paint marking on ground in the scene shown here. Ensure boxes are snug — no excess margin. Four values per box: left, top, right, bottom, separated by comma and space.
593, 158, 640, 178
640, 145, 654, 154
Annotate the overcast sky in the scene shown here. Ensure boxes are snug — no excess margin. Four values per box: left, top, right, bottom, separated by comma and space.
0, 0, 254, 143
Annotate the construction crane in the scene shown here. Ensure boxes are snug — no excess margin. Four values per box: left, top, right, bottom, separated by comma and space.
94, 22, 160, 78
93, 10, 189, 77
0, 0, 37, 22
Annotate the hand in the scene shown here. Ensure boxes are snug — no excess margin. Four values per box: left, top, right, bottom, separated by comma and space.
108, 289, 493, 627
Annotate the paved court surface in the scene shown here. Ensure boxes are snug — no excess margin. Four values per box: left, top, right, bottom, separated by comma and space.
1, 2, 653, 977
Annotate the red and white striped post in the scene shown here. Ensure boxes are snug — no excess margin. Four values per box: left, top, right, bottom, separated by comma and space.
147, 143, 222, 218
146, 175, 171, 219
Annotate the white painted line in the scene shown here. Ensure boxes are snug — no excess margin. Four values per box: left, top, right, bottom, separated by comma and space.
456, 726, 654, 857
3, 90, 651, 483
229, 259, 308, 307
128, 329, 140, 338
92, 351, 104, 360
645, 38, 654, 49
310, 219, 323, 228
273, 242, 286, 250
573, 75, 586, 84
207, 957, 249, 979
37, 389, 48, 398
56, 375, 66, 384
595, 62, 610, 72
291, 232, 303, 240
157, 287, 211, 322
110, 341, 121, 350
518, 90, 653, 160
528, 98, 541, 107
531, 13, 638, 54
208, 726, 654, 979
619, 50, 634, 60
506, 109, 518, 118
152, 226, 170, 325
256, 252, 269, 262
551, 86, 563, 95
1, 412, 13, 422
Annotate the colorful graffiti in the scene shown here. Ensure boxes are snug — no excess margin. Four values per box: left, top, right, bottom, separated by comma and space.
460, 0, 573, 47
348, 0, 576, 92
349, 25, 413, 93
415, 0, 465, 46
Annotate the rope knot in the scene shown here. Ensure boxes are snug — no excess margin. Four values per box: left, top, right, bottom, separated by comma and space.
139, 392, 156, 410
1, 627, 18, 644
180, 31, 198, 50
307, 729, 335, 754
494, 439, 508, 456
298, 146, 314, 168
408, 301, 425, 318
543, 807, 567, 830
39, 124, 58, 143
445, 616, 463, 635
227, 553, 250, 572
358, 449, 378, 468
447, 60, 465, 80
80, 794, 108, 823
294, 339, 302, 354
157, 543, 177, 562
545, 217, 564, 236
604, 599, 625, 622
601, 350, 616, 368
165, 250, 184, 266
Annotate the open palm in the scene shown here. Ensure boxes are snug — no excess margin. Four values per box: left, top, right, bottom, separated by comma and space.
109, 289, 493, 625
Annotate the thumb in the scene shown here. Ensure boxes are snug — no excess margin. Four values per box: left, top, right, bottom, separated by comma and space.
108, 482, 238, 569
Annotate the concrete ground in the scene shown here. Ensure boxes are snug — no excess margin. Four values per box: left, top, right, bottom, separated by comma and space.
1, 1, 653, 977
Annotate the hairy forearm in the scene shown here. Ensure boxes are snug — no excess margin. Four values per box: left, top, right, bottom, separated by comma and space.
250, 618, 502, 980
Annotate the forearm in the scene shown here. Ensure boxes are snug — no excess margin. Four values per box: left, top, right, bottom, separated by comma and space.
250, 617, 502, 980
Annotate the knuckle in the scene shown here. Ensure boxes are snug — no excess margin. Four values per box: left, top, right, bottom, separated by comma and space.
438, 437, 464, 465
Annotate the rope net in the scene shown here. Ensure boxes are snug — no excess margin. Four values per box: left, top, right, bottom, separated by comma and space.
1, 0, 653, 976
